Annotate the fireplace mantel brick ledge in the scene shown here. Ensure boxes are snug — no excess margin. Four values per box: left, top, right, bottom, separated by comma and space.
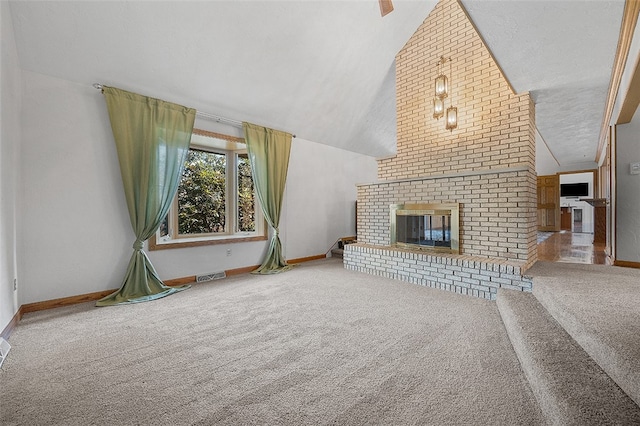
344, 243, 533, 301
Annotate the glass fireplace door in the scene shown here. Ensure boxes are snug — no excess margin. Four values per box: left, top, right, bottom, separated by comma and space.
390, 203, 460, 254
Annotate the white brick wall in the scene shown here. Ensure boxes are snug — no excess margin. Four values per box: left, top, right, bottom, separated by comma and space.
346, 0, 538, 299
368, 0, 537, 266
380, 0, 536, 184
357, 168, 537, 264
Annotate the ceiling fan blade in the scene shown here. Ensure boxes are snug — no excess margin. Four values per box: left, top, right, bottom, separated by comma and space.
379, 0, 394, 17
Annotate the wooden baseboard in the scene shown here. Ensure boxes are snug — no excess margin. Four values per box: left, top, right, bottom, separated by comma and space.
21, 276, 197, 315
4, 254, 328, 339
21, 289, 117, 314
1, 307, 24, 341
288, 254, 327, 264
165, 276, 196, 286
613, 260, 640, 269
226, 265, 260, 276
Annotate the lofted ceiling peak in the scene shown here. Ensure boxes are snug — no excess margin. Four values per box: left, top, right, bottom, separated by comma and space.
8, 0, 624, 166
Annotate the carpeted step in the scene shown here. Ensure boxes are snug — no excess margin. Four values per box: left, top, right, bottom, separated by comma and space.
531, 264, 640, 408
496, 288, 640, 425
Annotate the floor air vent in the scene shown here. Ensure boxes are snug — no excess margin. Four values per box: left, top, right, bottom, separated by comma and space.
0, 337, 11, 368
196, 271, 226, 283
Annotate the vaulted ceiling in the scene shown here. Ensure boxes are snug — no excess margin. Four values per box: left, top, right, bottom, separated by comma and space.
8, 0, 624, 166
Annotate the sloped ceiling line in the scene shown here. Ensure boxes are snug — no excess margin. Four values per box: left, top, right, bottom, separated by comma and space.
9, 1, 625, 167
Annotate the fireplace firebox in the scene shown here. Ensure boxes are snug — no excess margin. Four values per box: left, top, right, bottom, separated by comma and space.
390, 203, 460, 254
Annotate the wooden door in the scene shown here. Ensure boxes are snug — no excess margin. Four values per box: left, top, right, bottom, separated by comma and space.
537, 175, 560, 231
560, 207, 572, 230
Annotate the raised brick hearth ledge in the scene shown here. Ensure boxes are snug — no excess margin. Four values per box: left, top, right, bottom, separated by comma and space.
344, 243, 532, 300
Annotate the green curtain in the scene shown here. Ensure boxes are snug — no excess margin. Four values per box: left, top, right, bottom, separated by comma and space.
97, 86, 195, 306
243, 122, 293, 274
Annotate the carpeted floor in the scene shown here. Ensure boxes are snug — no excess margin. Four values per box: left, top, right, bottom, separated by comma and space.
527, 261, 640, 408
0, 258, 543, 425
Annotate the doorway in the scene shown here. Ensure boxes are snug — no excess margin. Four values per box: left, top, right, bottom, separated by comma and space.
560, 207, 572, 231
537, 169, 605, 265
573, 208, 583, 232
559, 172, 594, 234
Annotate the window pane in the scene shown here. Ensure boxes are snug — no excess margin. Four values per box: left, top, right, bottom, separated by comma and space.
237, 153, 255, 232
159, 214, 169, 238
177, 149, 226, 234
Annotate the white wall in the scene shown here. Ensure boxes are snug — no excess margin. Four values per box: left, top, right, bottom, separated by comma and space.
0, 0, 21, 333
18, 71, 378, 304
536, 129, 598, 176
281, 140, 376, 259
535, 131, 560, 176
616, 107, 640, 263
19, 71, 132, 305
559, 172, 594, 234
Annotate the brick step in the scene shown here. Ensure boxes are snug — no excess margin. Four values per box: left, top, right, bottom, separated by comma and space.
496, 288, 640, 424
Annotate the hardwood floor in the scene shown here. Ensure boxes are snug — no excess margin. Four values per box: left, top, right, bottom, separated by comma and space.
537, 231, 608, 265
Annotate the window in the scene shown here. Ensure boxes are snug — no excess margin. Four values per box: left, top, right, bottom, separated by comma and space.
150, 129, 266, 250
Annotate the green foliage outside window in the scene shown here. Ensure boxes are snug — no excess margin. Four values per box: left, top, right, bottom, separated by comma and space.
237, 154, 255, 232
177, 150, 226, 234
175, 149, 256, 236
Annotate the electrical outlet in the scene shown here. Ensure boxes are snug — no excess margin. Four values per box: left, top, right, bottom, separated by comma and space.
226, 248, 232, 256
13, 278, 17, 291
630, 162, 640, 175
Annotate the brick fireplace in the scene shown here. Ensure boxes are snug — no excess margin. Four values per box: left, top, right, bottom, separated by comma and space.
344, 0, 537, 300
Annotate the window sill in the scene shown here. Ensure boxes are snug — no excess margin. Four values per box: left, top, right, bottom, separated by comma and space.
148, 234, 267, 251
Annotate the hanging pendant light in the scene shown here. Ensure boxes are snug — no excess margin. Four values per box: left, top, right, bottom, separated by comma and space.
434, 57, 449, 99
446, 106, 458, 131
433, 57, 456, 129
432, 4, 458, 130
433, 56, 447, 119
433, 97, 445, 119
445, 55, 457, 131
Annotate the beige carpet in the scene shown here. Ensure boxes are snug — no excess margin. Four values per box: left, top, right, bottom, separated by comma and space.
527, 261, 640, 408
1, 258, 543, 425
497, 288, 640, 424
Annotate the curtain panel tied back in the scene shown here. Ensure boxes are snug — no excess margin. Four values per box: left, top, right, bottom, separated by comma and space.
243, 122, 293, 274
97, 86, 195, 306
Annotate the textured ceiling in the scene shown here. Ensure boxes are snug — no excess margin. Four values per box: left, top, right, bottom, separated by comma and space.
8, 0, 625, 165
461, 0, 624, 166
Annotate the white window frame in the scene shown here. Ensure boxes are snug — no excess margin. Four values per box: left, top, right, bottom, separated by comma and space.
149, 130, 266, 250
